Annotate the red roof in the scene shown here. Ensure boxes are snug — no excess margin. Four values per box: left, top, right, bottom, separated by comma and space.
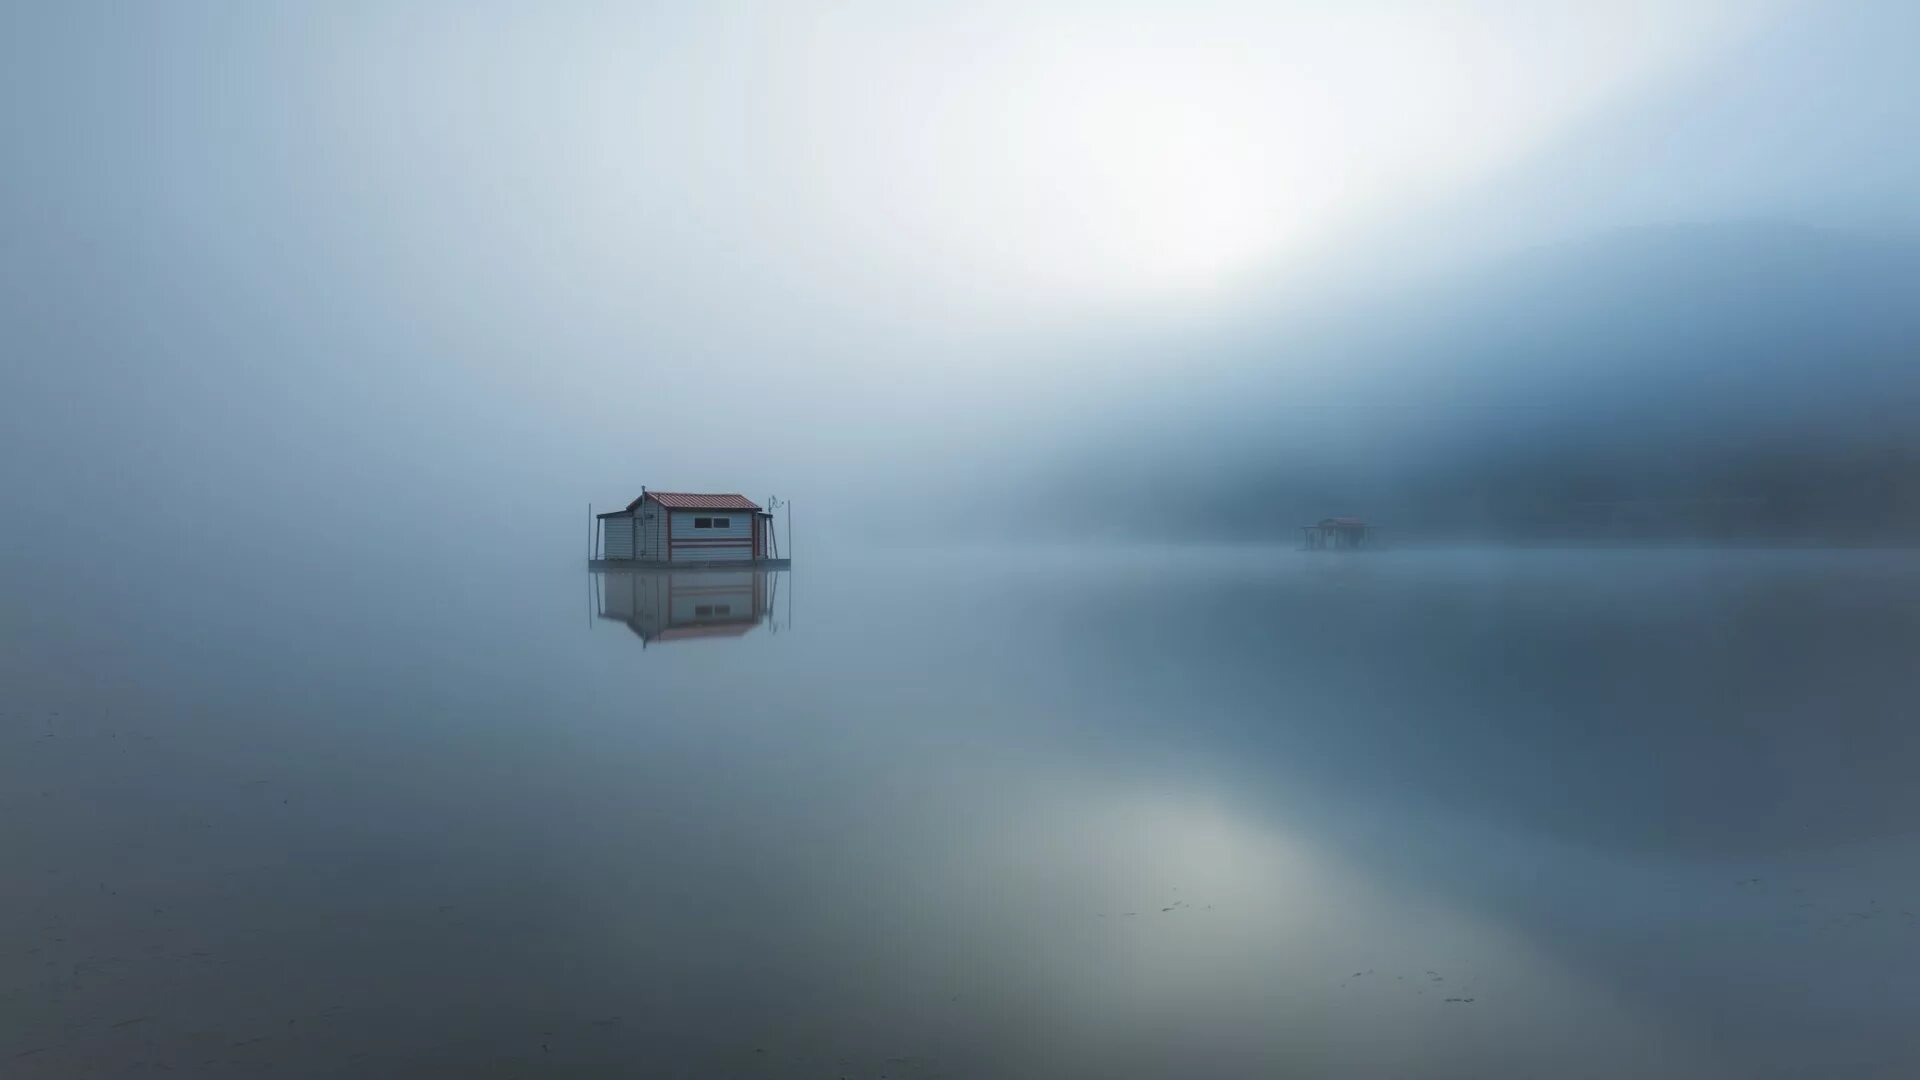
627, 491, 762, 511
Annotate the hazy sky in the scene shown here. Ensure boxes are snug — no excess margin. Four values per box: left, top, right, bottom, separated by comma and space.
4, 1, 1915, 563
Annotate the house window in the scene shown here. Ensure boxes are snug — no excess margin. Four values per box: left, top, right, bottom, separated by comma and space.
693, 516, 731, 529
694, 517, 711, 528
694, 604, 713, 616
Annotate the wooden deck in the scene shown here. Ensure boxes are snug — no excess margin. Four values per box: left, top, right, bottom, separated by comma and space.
588, 558, 791, 570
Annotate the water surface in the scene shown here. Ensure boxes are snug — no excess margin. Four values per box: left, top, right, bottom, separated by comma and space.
6, 546, 1920, 1077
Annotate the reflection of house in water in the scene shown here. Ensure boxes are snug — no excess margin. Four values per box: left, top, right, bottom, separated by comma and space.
594, 568, 783, 646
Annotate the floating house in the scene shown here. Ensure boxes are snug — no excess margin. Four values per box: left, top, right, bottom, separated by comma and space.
595, 568, 777, 646
593, 489, 785, 567
1302, 517, 1378, 550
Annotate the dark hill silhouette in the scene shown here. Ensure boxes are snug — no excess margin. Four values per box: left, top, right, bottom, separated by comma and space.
1044, 223, 1920, 543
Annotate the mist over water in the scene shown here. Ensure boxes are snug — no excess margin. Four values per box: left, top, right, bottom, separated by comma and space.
7, 1, 1920, 1076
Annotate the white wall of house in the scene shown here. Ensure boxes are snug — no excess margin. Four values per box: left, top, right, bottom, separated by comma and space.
668, 509, 755, 563
636, 506, 667, 560
602, 516, 635, 559
599, 501, 771, 563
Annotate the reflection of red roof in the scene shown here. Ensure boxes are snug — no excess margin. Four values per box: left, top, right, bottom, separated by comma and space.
652, 623, 756, 641
628, 491, 762, 511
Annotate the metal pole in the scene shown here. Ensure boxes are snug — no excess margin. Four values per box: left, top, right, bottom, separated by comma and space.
587, 503, 593, 562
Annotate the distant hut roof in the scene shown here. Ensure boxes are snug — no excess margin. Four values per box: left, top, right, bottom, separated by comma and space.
1318, 517, 1368, 528
625, 492, 762, 512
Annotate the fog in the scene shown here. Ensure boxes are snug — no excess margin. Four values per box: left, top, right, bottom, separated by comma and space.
10, 1, 1917, 563
8, 4, 1920, 1077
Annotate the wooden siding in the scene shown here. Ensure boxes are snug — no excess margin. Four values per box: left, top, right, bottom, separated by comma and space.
602, 515, 635, 559
668, 510, 754, 563
636, 506, 667, 561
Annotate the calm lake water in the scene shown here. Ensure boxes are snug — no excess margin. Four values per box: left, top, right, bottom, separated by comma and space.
6, 545, 1920, 1078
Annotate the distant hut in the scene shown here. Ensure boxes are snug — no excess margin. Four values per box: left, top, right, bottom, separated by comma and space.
595, 489, 777, 565
1302, 517, 1377, 550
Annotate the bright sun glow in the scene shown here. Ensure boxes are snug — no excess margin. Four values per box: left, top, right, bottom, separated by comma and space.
752, 1, 1766, 307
